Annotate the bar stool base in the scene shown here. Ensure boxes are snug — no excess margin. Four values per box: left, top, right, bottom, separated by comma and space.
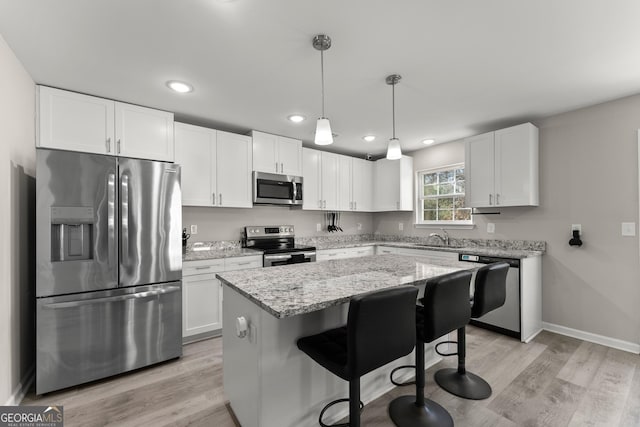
388, 395, 453, 427
434, 368, 492, 400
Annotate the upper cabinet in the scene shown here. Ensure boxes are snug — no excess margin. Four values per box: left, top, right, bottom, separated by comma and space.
373, 156, 414, 211
302, 148, 338, 210
351, 158, 374, 212
465, 122, 539, 208
175, 123, 252, 208
250, 131, 302, 176
37, 86, 174, 162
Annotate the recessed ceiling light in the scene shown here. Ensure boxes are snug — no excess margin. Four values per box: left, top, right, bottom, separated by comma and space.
363, 135, 376, 142
288, 114, 306, 123
166, 80, 193, 93
422, 139, 435, 145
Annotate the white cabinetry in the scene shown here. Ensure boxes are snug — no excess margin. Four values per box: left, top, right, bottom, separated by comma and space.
37, 86, 174, 161
182, 255, 262, 341
251, 131, 302, 175
316, 246, 375, 262
375, 246, 458, 261
302, 148, 338, 210
465, 123, 539, 208
175, 123, 252, 208
351, 158, 374, 212
373, 156, 414, 211
337, 155, 352, 211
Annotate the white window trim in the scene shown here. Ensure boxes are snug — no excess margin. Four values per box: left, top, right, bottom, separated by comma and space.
414, 162, 474, 228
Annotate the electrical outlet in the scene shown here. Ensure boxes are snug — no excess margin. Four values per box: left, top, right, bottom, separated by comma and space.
357, 223, 362, 231
571, 224, 581, 234
190, 224, 198, 234
622, 222, 636, 236
487, 223, 495, 233
399, 222, 404, 231
316, 223, 321, 232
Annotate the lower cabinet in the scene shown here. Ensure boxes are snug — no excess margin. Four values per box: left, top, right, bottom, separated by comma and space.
182, 255, 262, 342
316, 246, 375, 262
376, 246, 458, 261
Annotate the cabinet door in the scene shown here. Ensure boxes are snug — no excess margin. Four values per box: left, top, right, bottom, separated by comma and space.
37, 86, 115, 155
115, 102, 174, 162
278, 136, 303, 176
465, 131, 495, 207
494, 123, 539, 206
302, 148, 322, 210
216, 131, 253, 208
251, 131, 279, 173
183, 273, 222, 338
337, 155, 352, 211
174, 123, 216, 206
352, 158, 373, 211
321, 152, 339, 210
373, 159, 400, 211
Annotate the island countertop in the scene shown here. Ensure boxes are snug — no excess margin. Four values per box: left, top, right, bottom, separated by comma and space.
216, 254, 478, 319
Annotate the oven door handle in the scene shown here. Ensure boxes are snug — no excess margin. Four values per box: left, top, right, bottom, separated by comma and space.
264, 254, 293, 261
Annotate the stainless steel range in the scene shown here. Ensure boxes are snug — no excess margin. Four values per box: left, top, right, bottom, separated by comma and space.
244, 225, 316, 267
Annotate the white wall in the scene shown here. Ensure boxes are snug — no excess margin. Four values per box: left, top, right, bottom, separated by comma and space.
375, 95, 640, 345
183, 206, 373, 242
0, 34, 36, 405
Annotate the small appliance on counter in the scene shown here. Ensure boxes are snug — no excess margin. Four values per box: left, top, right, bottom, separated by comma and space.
243, 225, 316, 266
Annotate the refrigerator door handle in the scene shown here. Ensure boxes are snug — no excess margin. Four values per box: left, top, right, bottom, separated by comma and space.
42, 286, 182, 309
121, 173, 129, 264
108, 173, 116, 269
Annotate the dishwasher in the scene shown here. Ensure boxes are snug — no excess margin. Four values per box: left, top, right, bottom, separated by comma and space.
459, 254, 521, 339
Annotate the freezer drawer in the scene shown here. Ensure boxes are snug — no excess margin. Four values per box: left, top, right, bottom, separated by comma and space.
36, 282, 182, 394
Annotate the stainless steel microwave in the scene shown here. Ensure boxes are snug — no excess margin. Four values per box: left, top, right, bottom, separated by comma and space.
253, 171, 303, 206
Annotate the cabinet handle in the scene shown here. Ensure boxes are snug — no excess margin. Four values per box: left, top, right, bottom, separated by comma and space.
349, 201, 353, 210
234, 262, 251, 266
396, 201, 400, 209
323, 200, 326, 209
213, 193, 216, 205
195, 266, 211, 270
489, 194, 493, 205
280, 163, 284, 173
328, 253, 337, 257
106, 137, 111, 153
219, 193, 222, 205
116, 139, 121, 154
496, 193, 500, 205
318, 200, 322, 209
275, 162, 278, 173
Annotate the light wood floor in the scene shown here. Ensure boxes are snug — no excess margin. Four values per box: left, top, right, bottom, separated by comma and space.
22, 327, 640, 426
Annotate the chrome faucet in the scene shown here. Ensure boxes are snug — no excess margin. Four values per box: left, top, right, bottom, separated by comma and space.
428, 228, 449, 246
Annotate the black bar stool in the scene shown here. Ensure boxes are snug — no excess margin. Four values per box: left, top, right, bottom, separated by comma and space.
297, 285, 419, 427
434, 262, 509, 400
388, 270, 473, 427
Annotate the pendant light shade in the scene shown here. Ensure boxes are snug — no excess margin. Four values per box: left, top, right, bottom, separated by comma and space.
314, 118, 333, 145
386, 74, 402, 160
313, 34, 333, 145
386, 137, 402, 160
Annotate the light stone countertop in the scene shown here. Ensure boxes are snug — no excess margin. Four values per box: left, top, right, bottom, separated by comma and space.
216, 254, 479, 318
183, 247, 263, 262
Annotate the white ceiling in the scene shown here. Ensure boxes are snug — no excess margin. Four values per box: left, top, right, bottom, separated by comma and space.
2, 0, 640, 158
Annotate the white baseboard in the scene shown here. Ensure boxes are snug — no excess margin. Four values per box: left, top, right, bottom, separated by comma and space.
542, 322, 640, 354
4, 365, 34, 406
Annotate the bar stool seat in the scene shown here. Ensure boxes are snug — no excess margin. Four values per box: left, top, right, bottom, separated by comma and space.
297, 285, 419, 427
389, 270, 473, 427
434, 262, 509, 400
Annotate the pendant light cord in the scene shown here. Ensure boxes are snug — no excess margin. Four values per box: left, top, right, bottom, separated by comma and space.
391, 81, 396, 139
320, 49, 325, 118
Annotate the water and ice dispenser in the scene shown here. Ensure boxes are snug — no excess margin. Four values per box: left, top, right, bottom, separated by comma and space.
50, 206, 94, 261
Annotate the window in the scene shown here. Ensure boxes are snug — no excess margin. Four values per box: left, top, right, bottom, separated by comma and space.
417, 164, 472, 225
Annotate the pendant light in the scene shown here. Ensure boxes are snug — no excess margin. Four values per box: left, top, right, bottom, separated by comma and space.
386, 74, 402, 160
313, 34, 333, 145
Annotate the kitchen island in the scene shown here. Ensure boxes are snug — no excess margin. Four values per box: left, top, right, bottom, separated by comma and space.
216, 254, 478, 427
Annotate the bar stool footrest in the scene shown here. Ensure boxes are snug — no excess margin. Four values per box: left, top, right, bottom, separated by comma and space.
319, 398, 364, 427
390, 365, 417, 386
434, 367, 492, 400
388, 395, 453, 427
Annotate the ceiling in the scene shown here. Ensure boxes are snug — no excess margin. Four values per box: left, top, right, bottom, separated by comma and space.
2, 0, 640, 158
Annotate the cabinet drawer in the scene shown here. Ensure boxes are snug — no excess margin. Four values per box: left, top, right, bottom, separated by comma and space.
224, 256, 263, 271
183, 259, 225, 276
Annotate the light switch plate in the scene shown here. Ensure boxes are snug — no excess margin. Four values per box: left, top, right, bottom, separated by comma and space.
357, 223, 362, 231
190, 224, 198, 234
621, 222, 636, 236
399, 222, 404, 231
487, 223, 495, 233
316, 223, 321, 232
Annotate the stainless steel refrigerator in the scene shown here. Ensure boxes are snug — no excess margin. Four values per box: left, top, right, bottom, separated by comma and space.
35, 148, 183, 394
